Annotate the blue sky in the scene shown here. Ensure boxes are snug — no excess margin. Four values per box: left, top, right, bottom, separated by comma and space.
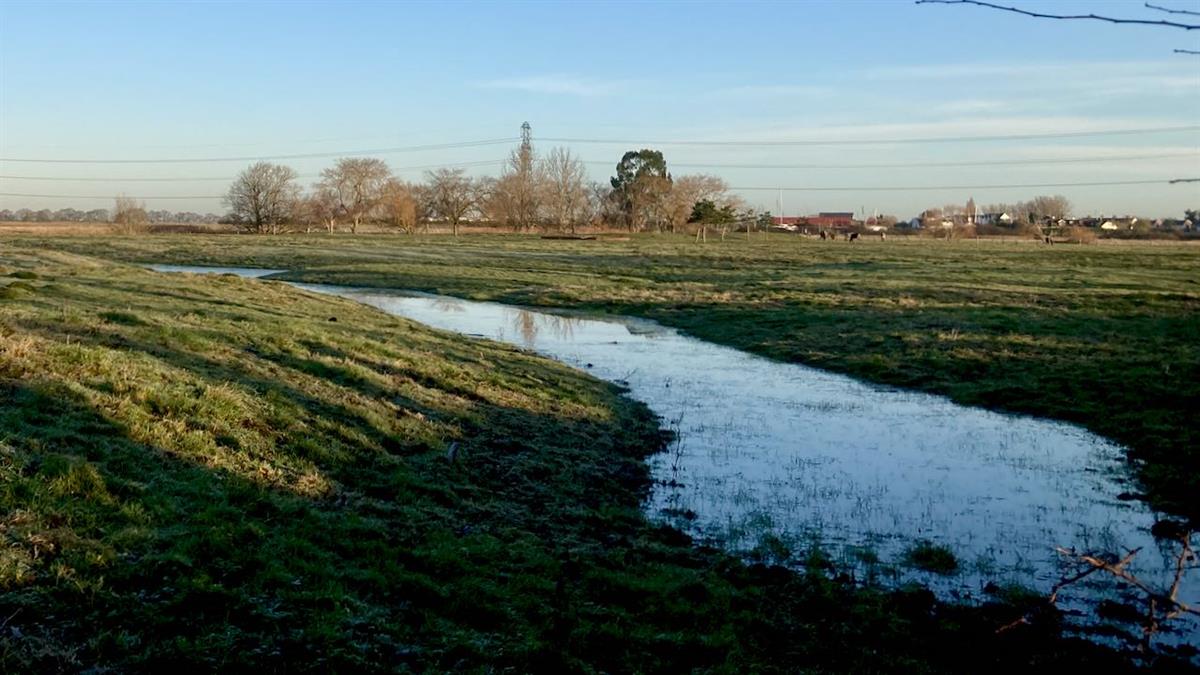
1, 0, 1197, 218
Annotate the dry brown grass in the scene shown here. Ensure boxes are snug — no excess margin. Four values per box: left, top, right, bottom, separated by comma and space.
0, 221, 116, 235
0, 221, 234, 235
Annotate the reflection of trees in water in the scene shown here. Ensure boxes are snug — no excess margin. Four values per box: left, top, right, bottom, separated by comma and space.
509, 309, 579, 346
431, 297, 466, 313
1000, 528, 1198, 656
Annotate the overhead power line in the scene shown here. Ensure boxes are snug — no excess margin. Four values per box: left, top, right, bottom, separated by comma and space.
3, 126, 1197, 165
0, 159, 507, 183
540, 125, 1200, 147
0, 193, 225, 200
730, 179, 1186, 191
2, 152, 1194, 183
587, 151, 1200, 170
0, 139, 518, 165
3, 178, 1191, 202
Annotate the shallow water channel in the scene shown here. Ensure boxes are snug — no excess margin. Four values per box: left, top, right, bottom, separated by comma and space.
151, 265, 1198, 650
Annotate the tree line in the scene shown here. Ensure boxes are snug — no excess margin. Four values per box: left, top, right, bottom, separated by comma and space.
223, 144, 750, 235
918, 194, 1073, 229
0, 207, 220, 225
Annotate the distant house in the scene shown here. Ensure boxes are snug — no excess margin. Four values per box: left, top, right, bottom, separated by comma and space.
771, 216, 805, 226
975, 212, 1013, 226
1100, 221, 1120, 231
818, 212, 855, 226
797, 212, 856, 229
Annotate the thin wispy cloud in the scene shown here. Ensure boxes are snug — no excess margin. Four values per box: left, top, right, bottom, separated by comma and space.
861, 60, 1198, 97
473, 75, 630, 97
710, 84, 834, 99
930, 99, 1015, 115
690, 115, 1196, 144
861, 60, 1184, 80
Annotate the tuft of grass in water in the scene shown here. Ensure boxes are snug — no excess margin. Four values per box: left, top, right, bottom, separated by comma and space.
849, 545, 881, 565
749, 532, 792, 566
904, 540, 959, 574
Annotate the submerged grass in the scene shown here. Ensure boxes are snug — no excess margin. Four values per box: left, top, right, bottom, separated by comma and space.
905, 541, 960, 575
0, 249, 1176, 671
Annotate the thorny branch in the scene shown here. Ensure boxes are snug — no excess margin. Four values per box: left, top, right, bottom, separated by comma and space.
997, 532, 1198, 655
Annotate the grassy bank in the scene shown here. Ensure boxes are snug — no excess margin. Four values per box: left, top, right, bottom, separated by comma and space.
9, 233, 1198, 523
0, 250, 1173, 671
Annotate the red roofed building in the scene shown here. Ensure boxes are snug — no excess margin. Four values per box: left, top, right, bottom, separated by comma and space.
773, 212, 857, 229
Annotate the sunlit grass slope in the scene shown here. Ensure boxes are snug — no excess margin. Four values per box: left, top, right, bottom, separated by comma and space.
0, 251, 658, 670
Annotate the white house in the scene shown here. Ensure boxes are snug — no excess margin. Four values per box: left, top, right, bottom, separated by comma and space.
975, 212, 1013, 226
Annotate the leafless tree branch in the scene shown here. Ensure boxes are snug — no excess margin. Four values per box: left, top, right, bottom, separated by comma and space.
915, 0, 1200, 30
1173, 48, 1200, 54
1146, 3, 1200, 18
1054, 546, 1199, 617
997, 532, 1198, 656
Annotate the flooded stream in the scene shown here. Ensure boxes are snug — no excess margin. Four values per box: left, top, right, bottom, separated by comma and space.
150, 265, 1198, 650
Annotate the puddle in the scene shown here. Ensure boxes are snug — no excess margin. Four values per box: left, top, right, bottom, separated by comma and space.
149, 264, 285, 278
149, 265, 1199, 651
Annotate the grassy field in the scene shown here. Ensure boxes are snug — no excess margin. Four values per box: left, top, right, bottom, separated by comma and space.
9, 232, 1198, 523
3, 248, 1170, 672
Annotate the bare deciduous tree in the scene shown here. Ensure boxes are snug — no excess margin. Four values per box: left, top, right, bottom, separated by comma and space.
380, 178, 421, 233
482, 173, 522, 230
112, 194, 148, 234
540, 147, 589, 232
588, 181, 619, 228
487, 144, 542, 231
1027, 194, 1072, 220
225, 162, 301, 235
319, 157, 391, 234
424, 168, 475, 236
304, 186, 341, 234
665, 174, 740, 234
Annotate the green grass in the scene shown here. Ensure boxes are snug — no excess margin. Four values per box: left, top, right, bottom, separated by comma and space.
10, 232, 1197, 522
0, 248, 1172, 671
904, 541, 959, 575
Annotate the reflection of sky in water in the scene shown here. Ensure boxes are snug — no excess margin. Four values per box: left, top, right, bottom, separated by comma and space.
151, 266, 1199, 652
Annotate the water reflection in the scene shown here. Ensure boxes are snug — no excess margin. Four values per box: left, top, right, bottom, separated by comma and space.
1000, 530, 1199, 656
431, 297, 466, 313
511, 309, 579, 346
